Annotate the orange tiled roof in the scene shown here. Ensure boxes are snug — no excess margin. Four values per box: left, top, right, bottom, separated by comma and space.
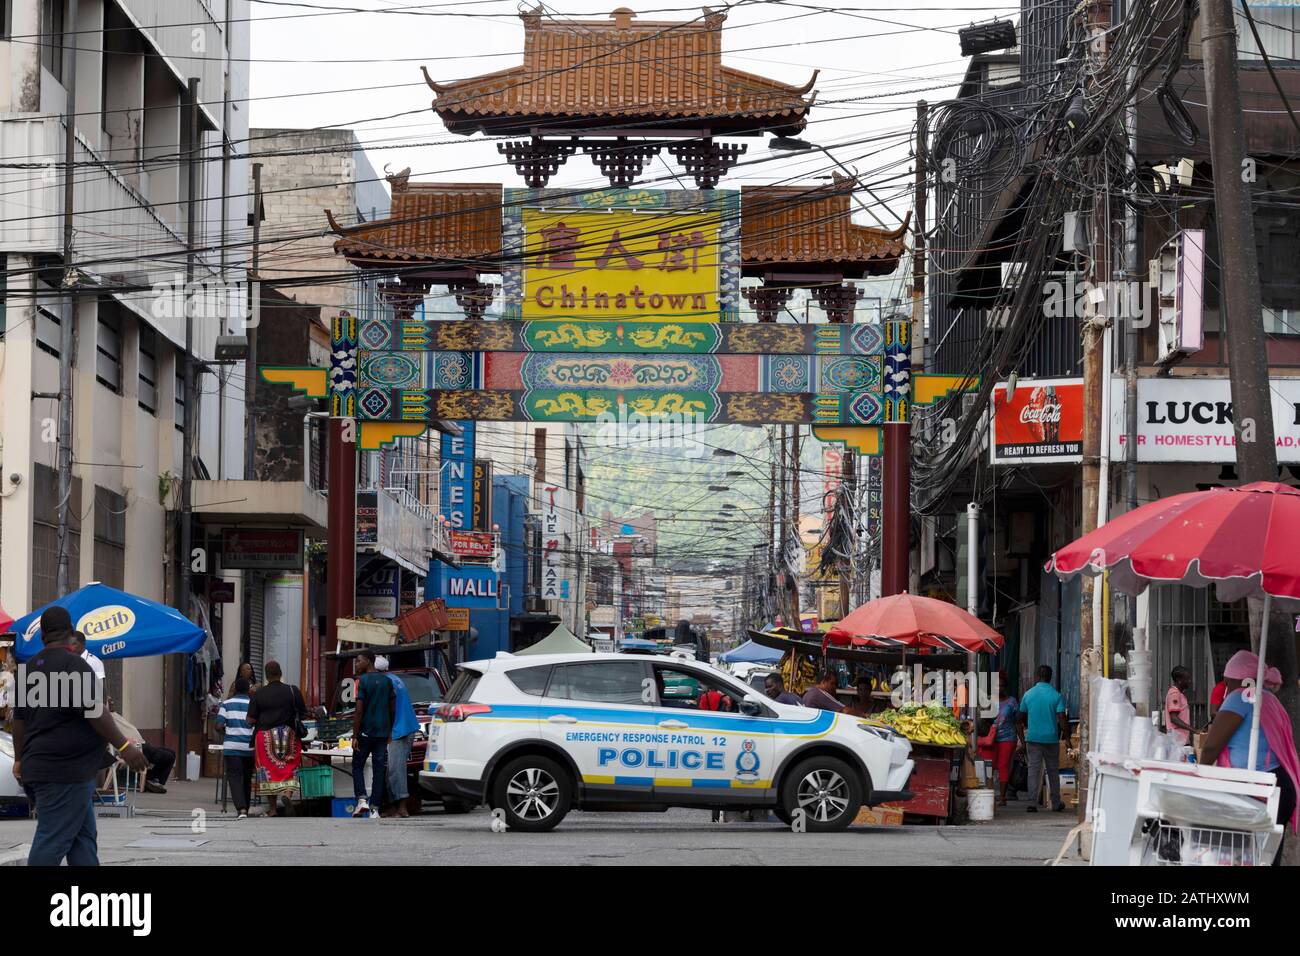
330, 174, 905, 273
741, 178, 908, 274
328, 174, 503, 264
424, 7, 816, 134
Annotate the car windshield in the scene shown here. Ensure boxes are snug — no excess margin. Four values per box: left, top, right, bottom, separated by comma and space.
398, 672, 442, 705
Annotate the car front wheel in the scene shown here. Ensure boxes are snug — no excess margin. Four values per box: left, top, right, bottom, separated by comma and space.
490, 755, 572, 832
780, 756, 862, 832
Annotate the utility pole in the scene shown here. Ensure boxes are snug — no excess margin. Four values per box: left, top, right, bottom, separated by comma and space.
1078, 0, 1113, 824
1204, 0, 1277, 482
838, 450, 855, 618
175, 77, 201, 777
785, 426, 795, 629
245, 162, 262, 479
778, 424, 788, 624
767, 426, 776, 580
54, 0, 80, 596
883, 100, 925, 596
1204, 3, 1297, 851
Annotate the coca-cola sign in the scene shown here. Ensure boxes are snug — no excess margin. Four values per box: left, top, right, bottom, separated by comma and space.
990, 377, 1084, 464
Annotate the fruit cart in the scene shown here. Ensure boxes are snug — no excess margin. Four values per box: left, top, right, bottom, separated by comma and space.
1089, 755, 1283, 866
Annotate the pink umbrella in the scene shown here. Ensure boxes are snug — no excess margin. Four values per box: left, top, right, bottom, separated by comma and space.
825, 592, 1003, 653
1047, 481, 1300, 771
0, 604, 12, 634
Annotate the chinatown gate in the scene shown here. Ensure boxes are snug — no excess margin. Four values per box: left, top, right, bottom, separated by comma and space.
261, 8, 970, 664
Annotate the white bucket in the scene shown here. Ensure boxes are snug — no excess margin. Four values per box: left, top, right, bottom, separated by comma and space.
967, 788, 995, 822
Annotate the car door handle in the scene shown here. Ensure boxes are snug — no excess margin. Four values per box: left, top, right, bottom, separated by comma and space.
658, 719, 688, 729
547, 715, 578, 724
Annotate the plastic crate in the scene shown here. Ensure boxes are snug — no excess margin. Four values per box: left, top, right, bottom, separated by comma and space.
296, 765, 334, 800
331, 796, 360, 817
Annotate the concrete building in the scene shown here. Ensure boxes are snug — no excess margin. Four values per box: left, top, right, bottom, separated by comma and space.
0, 0, 250, 744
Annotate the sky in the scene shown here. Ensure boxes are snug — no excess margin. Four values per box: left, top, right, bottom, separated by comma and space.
245, 0, 1017, 559
248, 0, 1019, 214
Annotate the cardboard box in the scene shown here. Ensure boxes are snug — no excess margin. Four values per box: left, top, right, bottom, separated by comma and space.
854, 805, 905, 827
1059, 740, 1077, 771
1044, 771, 1078, 808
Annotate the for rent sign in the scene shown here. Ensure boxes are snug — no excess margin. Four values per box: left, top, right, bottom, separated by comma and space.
1109, 376, 1300, 462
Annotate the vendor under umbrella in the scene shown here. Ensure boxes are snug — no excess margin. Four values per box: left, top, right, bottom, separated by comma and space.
1198, 650, 1299, 865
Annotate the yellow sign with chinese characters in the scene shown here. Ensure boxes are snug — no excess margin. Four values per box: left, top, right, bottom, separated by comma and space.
522, 209, 721, 321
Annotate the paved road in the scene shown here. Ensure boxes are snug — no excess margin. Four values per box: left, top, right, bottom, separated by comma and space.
1, 785, 1079, 865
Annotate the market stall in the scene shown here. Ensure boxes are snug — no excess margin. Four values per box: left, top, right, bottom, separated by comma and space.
748, 625, 986, 822
1048, 481, 1300, 866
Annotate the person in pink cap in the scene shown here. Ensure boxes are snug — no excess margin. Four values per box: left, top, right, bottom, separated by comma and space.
1200, 650, 1299, 864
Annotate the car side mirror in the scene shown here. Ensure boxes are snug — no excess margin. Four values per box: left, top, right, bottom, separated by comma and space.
739, 695, 764, 717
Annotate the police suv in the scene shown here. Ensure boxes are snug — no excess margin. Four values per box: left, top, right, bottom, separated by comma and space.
419, 652, 914, 832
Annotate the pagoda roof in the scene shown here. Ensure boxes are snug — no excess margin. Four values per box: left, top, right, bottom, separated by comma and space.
741, 177, 908, 277
424, 7, 816, 137
329, 175, 906, 277
327, 174, 502, 267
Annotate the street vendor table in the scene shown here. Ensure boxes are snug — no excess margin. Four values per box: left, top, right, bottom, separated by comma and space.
208, 744, 349, 812
892, 743, 965, 821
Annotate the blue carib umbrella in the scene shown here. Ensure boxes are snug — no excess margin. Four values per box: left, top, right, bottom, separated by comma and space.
13, 582, 205, 661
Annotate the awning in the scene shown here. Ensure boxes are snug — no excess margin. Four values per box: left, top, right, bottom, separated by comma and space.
515, 623, 593, 656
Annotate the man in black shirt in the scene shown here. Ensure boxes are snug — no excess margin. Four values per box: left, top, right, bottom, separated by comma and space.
12, 607, 148, 866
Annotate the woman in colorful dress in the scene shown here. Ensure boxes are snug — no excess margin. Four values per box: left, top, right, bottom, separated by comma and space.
246, 660, 309, 817
1199, 650, 1299, 865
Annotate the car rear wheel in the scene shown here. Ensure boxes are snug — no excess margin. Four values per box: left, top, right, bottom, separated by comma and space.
490, 755, 572, 832
780, 756, 862, 832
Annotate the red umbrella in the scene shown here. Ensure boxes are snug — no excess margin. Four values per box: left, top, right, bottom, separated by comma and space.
824, 592, 1004, 654
1046, 481, 1300, 602
1047, 481, 1300, 771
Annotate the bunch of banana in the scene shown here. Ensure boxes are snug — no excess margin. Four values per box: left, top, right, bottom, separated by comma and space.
876, 704, 968, 746
780, 651, 817, 696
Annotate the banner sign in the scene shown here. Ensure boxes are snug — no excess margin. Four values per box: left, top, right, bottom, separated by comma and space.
356, 491, 378, 544
866, 454, 883, 543
541, 484, 568, 601
472, 459, 493, 531
439, 422, 476, 530
352, 318, 887, 355
356, 562, 399, 619
444, 607, 470, 631
1109, 376, 1300, 463
822, 444, 842, 532
438, 564, 501, 609
448, 530, 495, 559
501, 187, 740, 324
990, 378, 1084, 464
221, 529, 303, 571
368, 388, 882, 425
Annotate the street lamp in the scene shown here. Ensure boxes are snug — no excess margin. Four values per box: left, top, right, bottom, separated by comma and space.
768, 136, 904, 228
